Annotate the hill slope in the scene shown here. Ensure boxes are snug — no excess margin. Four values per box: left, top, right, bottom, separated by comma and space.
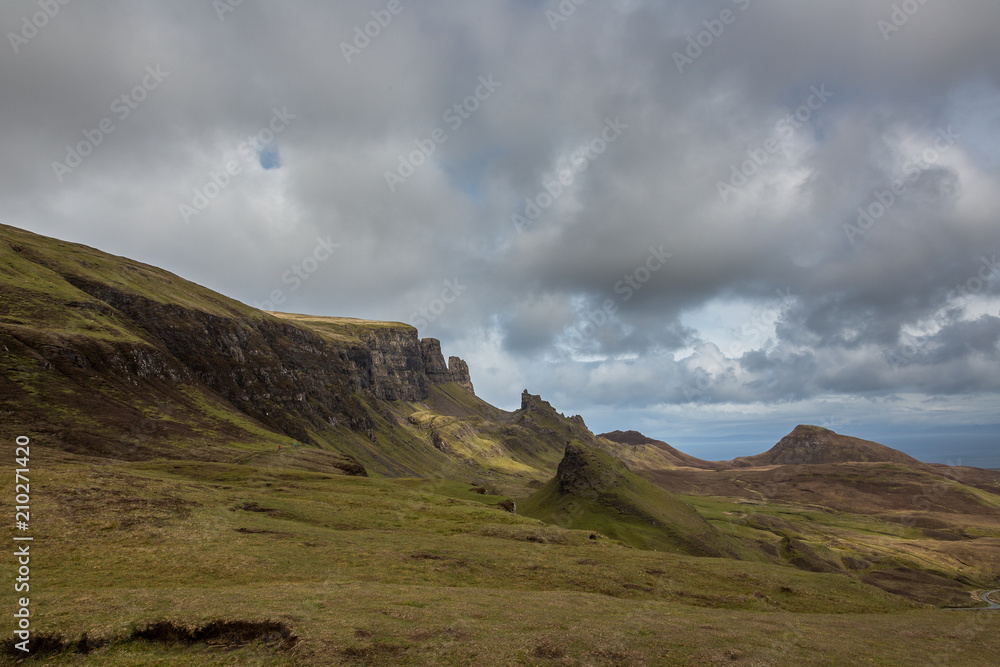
0, 223, 649, 489
520, 442, 753, 558
732, 424, 924, 467
600, 429, 722, 469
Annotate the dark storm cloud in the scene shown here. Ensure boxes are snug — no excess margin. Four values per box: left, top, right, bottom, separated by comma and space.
2, 0, 998, 425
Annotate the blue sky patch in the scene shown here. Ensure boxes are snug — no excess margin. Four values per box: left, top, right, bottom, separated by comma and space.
259, 145, 280, 170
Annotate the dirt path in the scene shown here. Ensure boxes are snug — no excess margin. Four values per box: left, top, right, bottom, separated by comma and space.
952, 590, 1000, 610
980, 590, 1000, 610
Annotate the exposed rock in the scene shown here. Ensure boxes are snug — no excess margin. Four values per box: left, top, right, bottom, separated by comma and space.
359, 327, 427, 401
521, 442, 749, 558
520, 390, 555, 413
495, 499, 516, 513
23, 277, 474, 452
420, 338, 474, 394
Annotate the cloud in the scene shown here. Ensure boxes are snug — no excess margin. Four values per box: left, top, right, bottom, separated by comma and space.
3, 0, 999, 438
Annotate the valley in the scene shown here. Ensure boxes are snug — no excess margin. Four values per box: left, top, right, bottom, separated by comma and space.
2, 223, 999, 665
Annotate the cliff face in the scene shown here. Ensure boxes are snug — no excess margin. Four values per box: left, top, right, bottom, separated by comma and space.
352, 332, 475, 401
420, 338, 474, 394
54, 279, 376, 444
1, 223, 485, 470
357, 328, 428, 401
4, 276, 474, 455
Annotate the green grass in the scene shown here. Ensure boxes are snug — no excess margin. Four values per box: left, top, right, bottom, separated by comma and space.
519, 443, 760, 559
3, 223, 999, 663
266, 312, 415, 345
6, 448, 999, 665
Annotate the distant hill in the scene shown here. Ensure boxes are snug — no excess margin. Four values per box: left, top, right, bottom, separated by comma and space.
519, 441, 752, 558
731, 425, 924, 467
599, 430, 722, 469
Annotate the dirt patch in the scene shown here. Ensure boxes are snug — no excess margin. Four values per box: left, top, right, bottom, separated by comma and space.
921, 528, 965, 541
0, 633, 104, 658
234, 527, 291, 537
232, 501, 286, 517
495, 498, 516, 513
532, 639, 566, 659
622, 583, 654, 592
409, 552, 469, 567
0, 620, 297, 658
332, 457, 368, 477
341, 643, 409, 662
54, 476, 197, 529
133, 619, 297, 649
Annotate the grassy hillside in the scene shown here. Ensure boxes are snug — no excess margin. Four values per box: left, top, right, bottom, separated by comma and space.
0, 225, 591, 486
520, 442, 757, 559
8, 443, 998, 666
4, 223, 1000, 664
266, 312, 415, 346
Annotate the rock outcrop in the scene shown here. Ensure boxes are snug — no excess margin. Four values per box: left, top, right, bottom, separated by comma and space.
520, 442, 748, 558
357, 327, 428, 401
519, 390, 559, 413
0, 221, 475, 456
420, 338, 474, 394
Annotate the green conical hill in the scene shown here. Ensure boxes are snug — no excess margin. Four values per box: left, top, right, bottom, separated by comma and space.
519, 442, 752, 558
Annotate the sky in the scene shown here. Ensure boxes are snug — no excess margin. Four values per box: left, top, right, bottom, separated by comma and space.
3, 0, 999, 465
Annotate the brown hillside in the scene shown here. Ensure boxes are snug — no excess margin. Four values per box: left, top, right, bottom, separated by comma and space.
599, 430, 723, 470
731, 425, 924, 467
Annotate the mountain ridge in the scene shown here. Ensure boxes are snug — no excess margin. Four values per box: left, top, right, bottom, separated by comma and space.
4, 222, 1000, 622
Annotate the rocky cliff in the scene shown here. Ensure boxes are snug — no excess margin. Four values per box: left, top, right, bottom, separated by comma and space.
0, 223, 474, 463
420, 338, 474, 394
356, 327, 428, 401
274, 319, 476, 402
